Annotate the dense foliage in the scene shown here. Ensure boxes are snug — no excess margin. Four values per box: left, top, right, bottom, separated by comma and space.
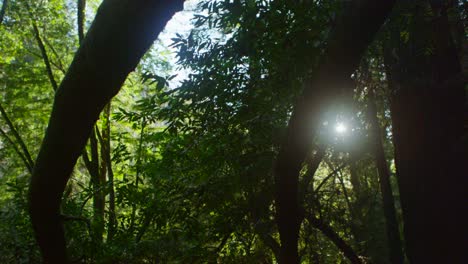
0, 0, 465, 263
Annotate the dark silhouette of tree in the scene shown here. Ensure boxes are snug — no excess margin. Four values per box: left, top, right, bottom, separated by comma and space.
386, 1, 467, 262
28, 1, 184, 262
274, 0, 396, 262
0, 0, 8, 25
16, 0, 466, 263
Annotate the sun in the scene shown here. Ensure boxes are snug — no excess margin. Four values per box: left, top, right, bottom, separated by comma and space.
335, 122, 347, 134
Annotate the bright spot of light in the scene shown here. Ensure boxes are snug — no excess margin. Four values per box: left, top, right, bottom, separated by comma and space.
335, 123, 347, 134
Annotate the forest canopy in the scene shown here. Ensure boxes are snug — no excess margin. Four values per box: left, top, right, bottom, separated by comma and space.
0, 0, 466, 263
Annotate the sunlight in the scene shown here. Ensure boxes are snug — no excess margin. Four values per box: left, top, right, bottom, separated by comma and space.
335, 122, 347, 134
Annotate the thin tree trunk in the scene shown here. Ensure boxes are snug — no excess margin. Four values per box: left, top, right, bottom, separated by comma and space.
28, 13, 58, 91
90, 128, 105, 244
77, 0, 86, 43
367, 88, 404, 264
129, 119, 146, 234
101, 103, 116, 240
0, 0, 8, 24
28, 1, 184, 263
347, 159, 367, 252
75, 0, 106, 244
274, 1, 396, 262
106, 149, 116, 240
386, 2, 467, 262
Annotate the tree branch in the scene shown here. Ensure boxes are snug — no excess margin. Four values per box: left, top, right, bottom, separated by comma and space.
0, 127, 32, 173
0, 102, 34, 170
314, 163, 347, 194
307, 215, 362, 264
24, 3, 59, 91
299, 145, 326, 202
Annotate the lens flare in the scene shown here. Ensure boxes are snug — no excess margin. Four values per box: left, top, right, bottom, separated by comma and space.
335, 123, 347, 134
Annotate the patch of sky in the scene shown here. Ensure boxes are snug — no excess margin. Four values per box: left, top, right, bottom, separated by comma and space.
154, 0, 201, 88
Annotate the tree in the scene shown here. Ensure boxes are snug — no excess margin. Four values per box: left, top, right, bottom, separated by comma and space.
365, 69, 404, 264
28, 1, 184, 262
274, 0, 396, 262
0, 0, 462, 262
385, 1, 467, 262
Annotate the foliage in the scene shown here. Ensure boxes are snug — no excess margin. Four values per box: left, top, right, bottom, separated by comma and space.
0, 0, 465, 263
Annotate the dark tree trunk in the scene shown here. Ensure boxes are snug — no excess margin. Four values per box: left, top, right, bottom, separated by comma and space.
0, 0, 8, 24
28, 1, 184, 263
386, 2, 468, 263
77, 0, 86, 43
274, 1, 396, 262
367, 89, 404, 264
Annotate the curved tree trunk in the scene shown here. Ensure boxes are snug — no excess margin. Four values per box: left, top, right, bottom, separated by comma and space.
274, 1, 396, 262
28, 1, 184, 263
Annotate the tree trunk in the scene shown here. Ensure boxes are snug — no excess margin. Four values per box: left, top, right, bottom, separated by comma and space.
77, 0, 86, 43
274, 1, 396, 262
28, 1, 184, 263
367, 89, 404, 264
89, 127, 105, 244
101, 103, 116, 240
0, 0, 8, 25
386, 2, 467, 263
347, 159, 366, 253
75, 0, 106, 245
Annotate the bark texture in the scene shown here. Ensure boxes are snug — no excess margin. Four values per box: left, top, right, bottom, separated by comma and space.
28, 1, 184, 263
274, 1, 396, 262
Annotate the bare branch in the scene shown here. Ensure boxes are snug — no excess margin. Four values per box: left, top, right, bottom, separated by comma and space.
0, 102, 34, 170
